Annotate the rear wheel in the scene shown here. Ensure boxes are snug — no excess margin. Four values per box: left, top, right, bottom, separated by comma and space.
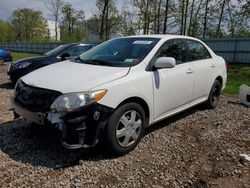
205, 80, 222, 109
105, 102, 146, 155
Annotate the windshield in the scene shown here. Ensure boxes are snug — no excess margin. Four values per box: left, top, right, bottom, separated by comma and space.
44, 44, 73, 57
78, 37, 160, 67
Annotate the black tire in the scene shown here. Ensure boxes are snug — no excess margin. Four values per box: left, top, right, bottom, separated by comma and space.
205, 80, 222, 109
105, 102, 146, 155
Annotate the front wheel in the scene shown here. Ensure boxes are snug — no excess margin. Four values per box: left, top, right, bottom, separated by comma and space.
105, 102, 146, 155
205, 80, 222, 109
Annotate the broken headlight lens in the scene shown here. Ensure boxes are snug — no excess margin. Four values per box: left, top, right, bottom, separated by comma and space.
50, 90, 107, 112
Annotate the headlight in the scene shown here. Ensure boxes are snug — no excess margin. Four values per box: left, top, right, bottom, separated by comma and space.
17, 61, 32, 69
50, 90, 107, 112
8, 64, 11, 72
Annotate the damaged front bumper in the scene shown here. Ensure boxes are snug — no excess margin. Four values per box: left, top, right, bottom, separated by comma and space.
11, 97, 113, 149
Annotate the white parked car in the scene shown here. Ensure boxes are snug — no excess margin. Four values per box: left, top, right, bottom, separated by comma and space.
12, 35, 227, 155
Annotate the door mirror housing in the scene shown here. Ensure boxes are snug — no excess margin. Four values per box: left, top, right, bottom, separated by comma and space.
59, 53, 70, 61
56, 56, 62, 61
154, 57, 176, 69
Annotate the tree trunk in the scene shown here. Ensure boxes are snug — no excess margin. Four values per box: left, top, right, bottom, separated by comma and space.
100, 0, 109, 40
105, 2, 109, 40
192, 0, 203, 37
163, 0, 169, 34
55, 20, 58, 40
143, 0, 150, 34
188, 0, 195, 36
183, 0, 189, 35
203, 0, 209, 39
216, 0, 226, 37
227, 0, 234, 37
156, 0, 162, 34
180, 0, 185, 35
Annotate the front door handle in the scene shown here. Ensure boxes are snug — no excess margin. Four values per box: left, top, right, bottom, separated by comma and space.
186, 68, 193, 74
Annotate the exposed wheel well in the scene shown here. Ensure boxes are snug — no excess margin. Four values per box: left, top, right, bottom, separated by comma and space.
215, 76, 223, 87
117, 97, 150, 124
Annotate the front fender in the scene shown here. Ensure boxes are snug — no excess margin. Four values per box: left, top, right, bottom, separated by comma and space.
92, 65, 154, 125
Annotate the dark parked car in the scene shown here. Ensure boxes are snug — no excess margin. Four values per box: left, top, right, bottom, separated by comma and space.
0, 49, 12, 63
8, 43, 95, 83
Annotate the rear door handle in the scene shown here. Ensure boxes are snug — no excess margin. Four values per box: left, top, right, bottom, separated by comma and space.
211, 63, 216, 68
186, 68, 193, 74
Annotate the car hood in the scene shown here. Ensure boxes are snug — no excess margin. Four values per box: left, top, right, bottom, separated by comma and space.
13, 55, 55, 65
22, 61, 130, 93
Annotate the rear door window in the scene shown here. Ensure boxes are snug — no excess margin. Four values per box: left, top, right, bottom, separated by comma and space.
186, 40, 211, 61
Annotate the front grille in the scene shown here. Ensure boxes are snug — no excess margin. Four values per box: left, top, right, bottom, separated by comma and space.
15, 80, 62, 112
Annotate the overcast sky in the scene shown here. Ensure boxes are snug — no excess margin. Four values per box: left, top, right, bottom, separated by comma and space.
0, 0, 124, 21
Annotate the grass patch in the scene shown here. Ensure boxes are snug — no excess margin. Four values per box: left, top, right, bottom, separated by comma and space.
11, 52, 38, 61
224, 64, 250, 94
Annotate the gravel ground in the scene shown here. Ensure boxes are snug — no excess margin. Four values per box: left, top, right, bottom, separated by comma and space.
0, 62, 249, 188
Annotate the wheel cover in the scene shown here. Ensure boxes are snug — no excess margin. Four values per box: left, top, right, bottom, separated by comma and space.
116, 110, 142, 148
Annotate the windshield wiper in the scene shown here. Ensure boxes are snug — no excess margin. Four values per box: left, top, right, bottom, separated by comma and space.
90, 59, 114, 66
72, 56, 83, 63
72, 57, 114, 66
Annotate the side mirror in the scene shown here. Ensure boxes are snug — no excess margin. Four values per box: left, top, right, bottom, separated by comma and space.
154, 57, 176, 69
56, 56, 62, 61
60, 53, 70, 61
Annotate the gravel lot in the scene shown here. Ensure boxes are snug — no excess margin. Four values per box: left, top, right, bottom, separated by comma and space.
0, 62, 249, 188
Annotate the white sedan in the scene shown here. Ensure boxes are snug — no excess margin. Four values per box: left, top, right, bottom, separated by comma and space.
12, 35, 227, 155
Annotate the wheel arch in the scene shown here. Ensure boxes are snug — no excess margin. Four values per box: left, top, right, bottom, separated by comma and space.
116, 97, 150, 125
215, 75, 223, 87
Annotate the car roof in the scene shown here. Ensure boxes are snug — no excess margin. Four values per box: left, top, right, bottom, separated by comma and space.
122, 34, 201, 41
61, 43, 95, 47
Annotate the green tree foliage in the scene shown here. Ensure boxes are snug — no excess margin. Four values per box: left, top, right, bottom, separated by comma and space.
60, 3, 86, 42
120, 3, 138, 36
0, 20, 14, 42
9, 8, 48, 42
96, 0, 122, 41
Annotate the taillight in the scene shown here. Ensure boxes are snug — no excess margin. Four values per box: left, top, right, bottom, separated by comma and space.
225, 61, 228, 69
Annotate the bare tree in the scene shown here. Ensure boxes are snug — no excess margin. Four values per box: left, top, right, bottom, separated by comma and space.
163, 0, 170, 34
191, 0, 203, 37
216, 0, 226, 36
46, 0, 64, 41
203, 0, 209, 38
99, 0, 109, 40
96, 0, 122, 40
156, 0, 162, 34
227, 0, 234, 37
180, 0, 185, 35
188, 0, 195, 35
183, 0, 189, 35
